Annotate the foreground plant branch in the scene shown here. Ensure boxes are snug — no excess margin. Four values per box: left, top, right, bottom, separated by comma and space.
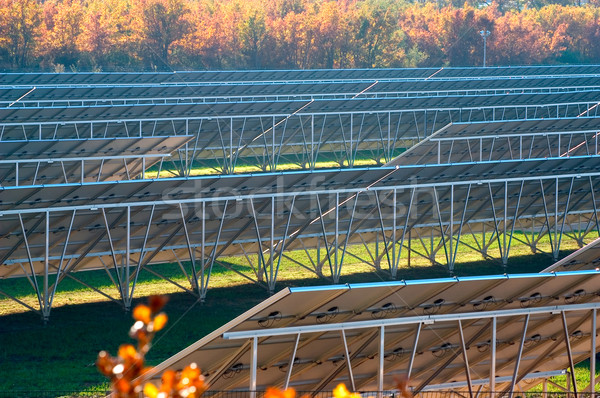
97, 295, 411, 398
97, 296, 206, 398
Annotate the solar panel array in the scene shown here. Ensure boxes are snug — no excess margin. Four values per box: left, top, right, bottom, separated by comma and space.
0, 136, 192, 186
2, 90, 599, 174
2, 155, 599, 319
2, 76, 600, 108
2, 66, 600, 323
388, 117, 600, 165
2, 66, 600, 394
148, 271, 600, 393
1, 65, 599, 86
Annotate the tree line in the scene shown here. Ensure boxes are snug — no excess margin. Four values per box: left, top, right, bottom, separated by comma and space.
1, 0, 599, 72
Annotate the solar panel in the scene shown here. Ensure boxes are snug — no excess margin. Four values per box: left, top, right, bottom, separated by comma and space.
0, 136, 192, 186
1, 65, 599, 87
2, 91, 598, 129
543, 237, 600, 273
2, 90, 600, 173
2, 76, 600, 107
147, 271, 600, 393
388, 117, 600, 166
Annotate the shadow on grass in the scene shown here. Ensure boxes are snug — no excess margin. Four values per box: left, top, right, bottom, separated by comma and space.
0, 247, 569, 301
0, 260, 258, 299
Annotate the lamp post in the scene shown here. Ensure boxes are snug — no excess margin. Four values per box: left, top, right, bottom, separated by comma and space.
479, 29, 491, 67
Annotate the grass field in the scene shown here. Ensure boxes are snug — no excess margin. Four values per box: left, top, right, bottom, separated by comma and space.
144, 157, 387, 178
0, 233, 598, 395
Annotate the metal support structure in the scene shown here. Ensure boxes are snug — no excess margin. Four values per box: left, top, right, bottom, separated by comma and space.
562, 311, 579, 398
5, 98, 600, 174
341, 329, 356, 392
490, 316, 497, 396
509, 315, 530, 398
407, 322, 421, 380
284, 333, 301, 390
592, 309, 597, 398
378, 326, 385, 398
222, 299, 600, 393
458, 319, 474, 398
250, 337, 258, 398
4, 163, 600, 316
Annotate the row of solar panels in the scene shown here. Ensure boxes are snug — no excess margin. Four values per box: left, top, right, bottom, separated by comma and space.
2, 65, 600, 86
1, 114, 597, 186
1, 89, 598, 174
2, 75, 600, 107
1, 155, 598, 278
150, 270, 600, 392
0, 136, 192, 186
1, 116, 598, 187
3, 90, 599, 125
388, 117, 600, 165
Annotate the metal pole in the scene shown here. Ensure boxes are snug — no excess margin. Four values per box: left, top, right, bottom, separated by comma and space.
378, 326, 385, 398
44, 211, 49, 319
125, 206, 130, 307
284, 333, 301, 390
341, 329, 356, 391
491, 316, 497, 397
483, 35, 487, 68
458, 320, 474, 398
408, 322, 421, 380
509, 314, 529, 398
591, 309, 597, 398
562, 312, 579, 398
480, 30, 491, 67
250, 337, 257, 398
270, 197, 274, 290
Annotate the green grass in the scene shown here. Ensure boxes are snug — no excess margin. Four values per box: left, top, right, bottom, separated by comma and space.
1, 230, 592, 314
0, 230, 597, 395
145, 149, 409, 178
146, 158, 386, 178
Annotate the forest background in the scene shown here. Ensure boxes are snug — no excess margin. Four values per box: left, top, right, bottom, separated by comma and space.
1, 0, 599, 72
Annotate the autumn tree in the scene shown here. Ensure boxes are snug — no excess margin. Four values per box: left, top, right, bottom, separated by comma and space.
267, 10, 309, 68
399, 2, 445, 67
0, 0, 41, 68
437, 5, 496, 66
352, 0, 407, 67
307, 0, 355, 68
77, 0, 135, 70
38, 0, 85, 69
537, 5, 600, 63
132, 0, 191, 69
489, 8, 552, 65
1, 0, 600, 71
238, 7, 269, 68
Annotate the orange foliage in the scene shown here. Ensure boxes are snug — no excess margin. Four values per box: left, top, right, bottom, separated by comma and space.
0, 0, 598, 70
489, 8, 552, 65
100, 297, 420, 398
97, 295, 182, 398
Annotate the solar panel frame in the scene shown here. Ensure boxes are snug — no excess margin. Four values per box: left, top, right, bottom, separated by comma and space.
3, 76, 600, 107
388, 117, 600, 166
2, 90, 599, 126
543, 236, 600, 273
145, 271, 600, 392
2, 65, 600, 87
1, 90, 599, 175
0, 136, 192, 186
